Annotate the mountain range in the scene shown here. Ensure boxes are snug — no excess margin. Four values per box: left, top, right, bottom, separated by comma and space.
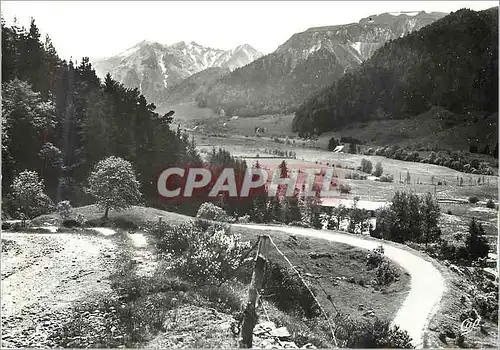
196, 11, 446, 117
91, 11, 446, 113
91, 41, 262, 104
292, 7, 498, 136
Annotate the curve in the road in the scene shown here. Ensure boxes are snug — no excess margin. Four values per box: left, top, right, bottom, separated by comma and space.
234, 224, 445, 348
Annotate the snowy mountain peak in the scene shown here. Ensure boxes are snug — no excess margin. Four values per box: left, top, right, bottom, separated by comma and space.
91, 40, 263, 104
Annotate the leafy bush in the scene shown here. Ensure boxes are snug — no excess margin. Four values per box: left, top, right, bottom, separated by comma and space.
335, 315, 414, 348
468, 196, 479, 204
11, 221, 33, 231
465, 218, 489, 262
345, 172, 367, 180
147, 221, 250, 286
11, 170, 54, 218
365, 245, 399, 285
361, 159, 373, 174
373, 162, 383, 177
366, 246, 385, 268
375, 261, 400, 286
56, 200, 73, 220
472, 293, 498, 322
263, 260, 321, 318
486, 199, 495, 209
378, 174, 394, 183
338, 183, 352, 194
196, 202, 235, 223
62, 219, 81, 228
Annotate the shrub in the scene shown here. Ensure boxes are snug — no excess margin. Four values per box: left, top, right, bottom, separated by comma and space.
378, 174, 394, 183
62, 219, 81, 228
336, 316, 414, 348
486, 199, 495, 209
11, 170, 54, 218
468, 196, 479, 204
263, 260, 321, 318
465, 218, 489, 262
361, 159, 373, 174
373, 162, 383, 177
366, 246, 385, 268
338, 183, 352, 194
196, 202, 235, 222
345, 172, 367, 180
376, 261, 400, 285
472, 293, 498, 322
147, 221, 250, 286
56, 200, 73, 220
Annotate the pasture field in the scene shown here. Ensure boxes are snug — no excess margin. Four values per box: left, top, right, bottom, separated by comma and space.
196, 132, 498, 249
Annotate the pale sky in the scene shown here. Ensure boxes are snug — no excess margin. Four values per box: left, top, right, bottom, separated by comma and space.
1, 1, 498, 60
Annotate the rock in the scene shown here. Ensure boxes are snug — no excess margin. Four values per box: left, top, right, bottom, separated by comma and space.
301, 343, 317, 349
358, 304, 364, 311
308, 252, 332, 259
449, 264, 461, 274
270, 327, 290, 338
254, 321, 275, 335
281, 341, 299, 348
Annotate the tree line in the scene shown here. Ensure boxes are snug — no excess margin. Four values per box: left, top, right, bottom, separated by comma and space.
293, 8, 498, 138
1, 17, 199, 217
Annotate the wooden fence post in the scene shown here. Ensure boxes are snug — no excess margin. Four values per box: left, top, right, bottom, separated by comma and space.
239, 235, 270, 348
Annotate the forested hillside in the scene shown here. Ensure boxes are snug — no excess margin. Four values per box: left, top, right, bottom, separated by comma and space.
292, 8, 498, 136
1, 18, 199, 211
196, 11, 445, 117
161, 67, 229, 107
196, 48, 345, 116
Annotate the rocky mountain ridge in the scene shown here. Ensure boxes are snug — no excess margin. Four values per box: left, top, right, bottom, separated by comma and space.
91, 40, 262, 104
196, 11, 447, 117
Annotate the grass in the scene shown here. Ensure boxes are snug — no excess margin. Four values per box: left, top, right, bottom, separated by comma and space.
37, 204, 412, 348
317, 109, 497, 152
424, 264, 498, 348
32, 204, 192, 227
231, 226, 411, 323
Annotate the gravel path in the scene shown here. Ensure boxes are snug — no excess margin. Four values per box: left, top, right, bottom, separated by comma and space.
234, 224, 446, 348
1, 232, 118, 348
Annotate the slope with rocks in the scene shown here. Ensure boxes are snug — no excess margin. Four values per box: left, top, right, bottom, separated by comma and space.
197, 11, 445, 117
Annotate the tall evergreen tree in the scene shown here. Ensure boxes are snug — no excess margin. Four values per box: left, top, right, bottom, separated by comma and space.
465, 218, 490, 261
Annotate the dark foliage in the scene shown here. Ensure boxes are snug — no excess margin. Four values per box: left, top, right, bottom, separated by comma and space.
1, 18, 201, 214
293, 8, 498, 135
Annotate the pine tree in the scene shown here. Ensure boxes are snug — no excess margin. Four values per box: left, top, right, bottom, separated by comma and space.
269, 196, 282, 223
465, 218, 490, 262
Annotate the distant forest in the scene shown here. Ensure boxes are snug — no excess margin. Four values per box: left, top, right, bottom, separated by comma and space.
292, 8, 498, 136
1, 18, 199, 210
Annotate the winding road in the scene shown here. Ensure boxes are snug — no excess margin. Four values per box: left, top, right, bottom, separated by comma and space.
234, 224, 446, 348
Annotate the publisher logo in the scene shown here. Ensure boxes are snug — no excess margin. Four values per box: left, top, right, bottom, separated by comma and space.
156, 165, 338, 201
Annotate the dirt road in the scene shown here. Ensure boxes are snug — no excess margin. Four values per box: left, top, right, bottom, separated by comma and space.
235, 224, 446, 348
1, 232, 117, 348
